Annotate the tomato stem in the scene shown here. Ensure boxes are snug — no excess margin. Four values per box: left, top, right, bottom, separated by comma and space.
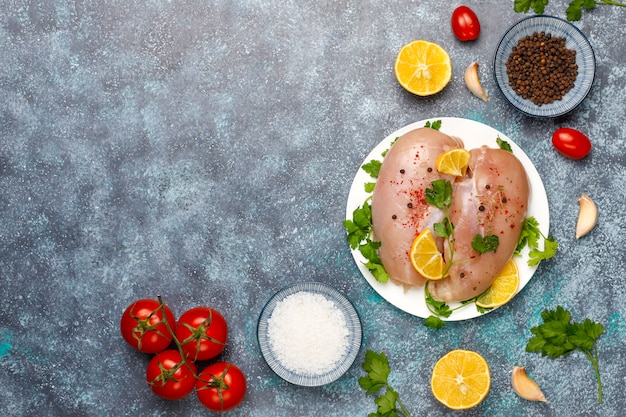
157, 295, 200, 379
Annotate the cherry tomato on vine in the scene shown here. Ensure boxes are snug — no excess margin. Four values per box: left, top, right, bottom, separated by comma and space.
175, 307, 228, 361
120, 299, 175, 353
552, 128, 592, 159
146, 349, 198, 400
451, 6, 481, 41
196, 362, 247, 412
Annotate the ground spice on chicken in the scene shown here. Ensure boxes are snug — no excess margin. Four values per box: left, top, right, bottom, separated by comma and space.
505, 32, 577, 106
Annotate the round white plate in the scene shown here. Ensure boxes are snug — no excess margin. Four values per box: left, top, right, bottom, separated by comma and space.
345, 117, 549, 320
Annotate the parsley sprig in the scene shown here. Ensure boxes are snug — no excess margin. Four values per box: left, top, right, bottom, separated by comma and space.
344, 149, 389, 283
515, 217, 558, 266
344, 200, 389, 283
526, 306, 605, 403
359, 350, 412, 417
514, 0, 626, 21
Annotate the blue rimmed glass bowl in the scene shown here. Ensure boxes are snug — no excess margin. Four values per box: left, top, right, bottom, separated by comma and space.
493, 15, 595, 118
257, 281, 362, 386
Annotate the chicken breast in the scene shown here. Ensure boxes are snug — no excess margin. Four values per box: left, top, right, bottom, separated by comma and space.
429, 146, 530, 302
371, 127, 463, 287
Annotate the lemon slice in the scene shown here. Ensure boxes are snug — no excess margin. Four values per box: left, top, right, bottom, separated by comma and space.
475, 259, 520, 309
436, 148, 471, 177
394, 40, 452, 96
409, 228, 446, 280
431, 349, 491, 410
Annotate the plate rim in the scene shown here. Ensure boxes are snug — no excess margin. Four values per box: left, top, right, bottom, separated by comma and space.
493, 14, 596, 118
257, 281, 362, 386
345, 117, 550, 321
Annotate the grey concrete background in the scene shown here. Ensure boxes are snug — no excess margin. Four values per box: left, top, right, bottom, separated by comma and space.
0, 1, 624, 416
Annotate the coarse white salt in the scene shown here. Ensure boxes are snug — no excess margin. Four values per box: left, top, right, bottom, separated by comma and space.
267, 291, 349, 376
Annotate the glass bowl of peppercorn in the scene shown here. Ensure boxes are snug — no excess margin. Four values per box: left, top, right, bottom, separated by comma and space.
493, 15, 595, 118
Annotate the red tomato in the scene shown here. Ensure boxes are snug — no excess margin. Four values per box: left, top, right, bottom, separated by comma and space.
175, 307, 228, 361
120, 299, 175, 353
451, 6, 481, 41
196, 362, 247, 412
146, 350, 198, 400
552, 128, 592, 159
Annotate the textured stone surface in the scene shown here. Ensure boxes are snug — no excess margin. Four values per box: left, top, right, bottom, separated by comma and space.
0, 1, 625, 416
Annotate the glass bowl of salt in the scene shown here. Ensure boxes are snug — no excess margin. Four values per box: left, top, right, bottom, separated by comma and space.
257, 281, 362, 386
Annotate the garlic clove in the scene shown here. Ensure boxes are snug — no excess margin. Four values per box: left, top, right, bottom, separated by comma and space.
511, 366, 547, 402
464, 61, 489, 101
576, 194, 598, 239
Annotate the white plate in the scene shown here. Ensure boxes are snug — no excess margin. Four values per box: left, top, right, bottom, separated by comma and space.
345, 117, 549, 321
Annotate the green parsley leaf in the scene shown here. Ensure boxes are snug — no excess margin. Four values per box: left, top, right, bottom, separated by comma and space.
471, 234, 499, 254
528, 235, 558, 266
515, 216, 558, 266
344, 202, 372, 249
366, 261, 390, 283
425, 179, 452, 209
433, 218, 452, 239
514, 0, 549, 14
364, 182, 376, 193
362, 160, 382, 179
526, 306, 605, 402
496, 136, 513, 153
424, 120, 442, 130
515, 0, 622, 21
425, 293, 453, 318
424, 315, 446, 330
360, 350, 412, 417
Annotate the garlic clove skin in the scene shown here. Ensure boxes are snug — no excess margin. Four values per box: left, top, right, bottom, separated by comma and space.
511, 366, 547, 402
576, 194, 598, 239
464, 61, 489, 101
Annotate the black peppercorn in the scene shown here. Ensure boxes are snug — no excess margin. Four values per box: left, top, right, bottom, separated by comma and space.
505, 32, 577, 106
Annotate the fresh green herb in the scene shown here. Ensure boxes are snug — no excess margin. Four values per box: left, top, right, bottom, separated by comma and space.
423, 284, 491, 329
424, 120, 442, 130
364, 182, 376, 193
425, 288, 453, 319
362, 159, 382, 179
344, 202, 389, 283
515, 216, 558, 266
515, 0, 626, 21
359, 350, 412, 417
514, 0, 549, 14
423, 315, 446, 330
471, 234, 500, 254
526, 306, 605, 403
496, 136, 513, 153
425, 179, 452, 209
344, 201, 372, 250
433, 218, 452, 239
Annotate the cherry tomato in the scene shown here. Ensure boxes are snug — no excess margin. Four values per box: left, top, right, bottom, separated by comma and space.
451, 6, 481, 41
196, 362, 247, 412
175, 307, 228, 361
120, 299, 175, 353
552, 127, 592, 159
146, 349, 197, 400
